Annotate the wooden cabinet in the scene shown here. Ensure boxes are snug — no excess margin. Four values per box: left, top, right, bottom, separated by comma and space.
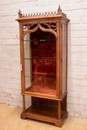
16, 6, 69, 127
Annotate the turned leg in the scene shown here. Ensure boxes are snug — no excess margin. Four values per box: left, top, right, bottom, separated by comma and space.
23, 95, 26, 111
58, 101, 61, 119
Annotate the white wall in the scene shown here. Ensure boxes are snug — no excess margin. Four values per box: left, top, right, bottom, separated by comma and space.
0, 0, 87, 118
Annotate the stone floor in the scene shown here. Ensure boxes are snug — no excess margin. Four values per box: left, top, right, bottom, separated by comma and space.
0, 103, 87, 130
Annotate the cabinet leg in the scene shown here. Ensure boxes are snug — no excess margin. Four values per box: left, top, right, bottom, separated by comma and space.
21, 95, 26, 119
23, 95, 26, 111
58, 101, 61, 119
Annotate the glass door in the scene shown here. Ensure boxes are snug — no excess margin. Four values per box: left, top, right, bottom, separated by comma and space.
23, 29, 56, 96
61, 24, 67, 94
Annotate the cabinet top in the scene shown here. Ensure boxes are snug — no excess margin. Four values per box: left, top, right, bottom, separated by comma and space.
16, 5, 69, 23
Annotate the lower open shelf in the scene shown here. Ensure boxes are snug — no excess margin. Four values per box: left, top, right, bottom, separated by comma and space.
21, 105, 68, 127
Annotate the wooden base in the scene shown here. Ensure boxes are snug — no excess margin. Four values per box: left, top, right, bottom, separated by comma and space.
21, 105, 68, 127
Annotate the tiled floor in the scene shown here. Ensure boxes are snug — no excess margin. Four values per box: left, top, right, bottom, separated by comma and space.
0, 103, 87, 130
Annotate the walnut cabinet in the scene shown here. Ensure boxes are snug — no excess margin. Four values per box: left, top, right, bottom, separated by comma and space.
16, 6, 69, 127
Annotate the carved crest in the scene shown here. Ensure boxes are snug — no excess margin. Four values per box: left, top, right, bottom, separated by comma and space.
18, 5, 66, 18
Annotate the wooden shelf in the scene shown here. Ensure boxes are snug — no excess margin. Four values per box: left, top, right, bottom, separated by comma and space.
24, 57, 56, 60
26, 85, 56, 95
32, 72, 56, 76
21, 105, 68, 127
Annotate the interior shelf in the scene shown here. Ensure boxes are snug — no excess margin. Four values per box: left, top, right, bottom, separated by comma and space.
23, 39, 56, 42
25, 85, 56, 95
24, 57, 56, 60
32, 72, 56, 75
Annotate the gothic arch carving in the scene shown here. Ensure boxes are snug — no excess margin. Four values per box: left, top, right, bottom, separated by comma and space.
22, 22, 57, 38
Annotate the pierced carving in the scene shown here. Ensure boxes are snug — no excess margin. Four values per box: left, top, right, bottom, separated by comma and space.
23, 24, 38, 37
40, 23, 57, 32
23, 24, 38, 32
39, 22, 57, 38
22, 22, 57, 38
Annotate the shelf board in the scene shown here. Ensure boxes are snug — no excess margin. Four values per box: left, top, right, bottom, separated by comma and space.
32, 72, 56, 76
25, 73, 56, 77
26, 105, 58, 118
24, 57, 56, 60
21, 105, 68, 127
26, 85, 56, 95
23, 39, 56, 42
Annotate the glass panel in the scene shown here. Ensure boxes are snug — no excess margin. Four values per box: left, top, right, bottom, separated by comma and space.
24, 34, 32, 88
62, 24, 67, 94
24, 29, 56, 95
24, 34, 31, 59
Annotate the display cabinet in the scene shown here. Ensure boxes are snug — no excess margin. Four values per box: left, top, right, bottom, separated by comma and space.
16, 6, 69, 127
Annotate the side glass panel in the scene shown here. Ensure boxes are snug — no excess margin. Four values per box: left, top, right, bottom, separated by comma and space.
62, 24, 67, 94
24, 34, 32, 89
24, 29, 56, 95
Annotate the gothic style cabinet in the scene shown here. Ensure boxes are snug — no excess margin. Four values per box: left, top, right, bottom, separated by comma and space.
16, 6, 69, 127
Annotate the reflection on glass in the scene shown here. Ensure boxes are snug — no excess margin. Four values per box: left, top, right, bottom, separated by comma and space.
24, 29, 56, 95
62, 24, 66, 94
24, 34, 32, 88
24, 34, 31, 59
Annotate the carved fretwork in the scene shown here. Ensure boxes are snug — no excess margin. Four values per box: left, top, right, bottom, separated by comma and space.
22, 22, 57, 38
40, 23, 57, 31
23, 24, 38, 31
39, 23, 57, 38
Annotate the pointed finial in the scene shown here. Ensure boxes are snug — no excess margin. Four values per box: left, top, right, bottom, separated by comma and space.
58, 5, 62, 15
18, 9, 22, 18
